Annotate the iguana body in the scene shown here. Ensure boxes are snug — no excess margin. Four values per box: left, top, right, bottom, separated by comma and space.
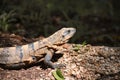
0, 28, 76, 69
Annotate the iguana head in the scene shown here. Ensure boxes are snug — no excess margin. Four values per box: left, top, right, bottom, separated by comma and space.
50, 27, 76, 44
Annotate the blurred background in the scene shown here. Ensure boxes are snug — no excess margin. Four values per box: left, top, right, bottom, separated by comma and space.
0, 0, 120, 46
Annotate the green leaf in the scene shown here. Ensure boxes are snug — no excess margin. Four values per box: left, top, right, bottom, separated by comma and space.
73, 44, 81, 51
81, 41, 87, 46
52, 69, 65, 80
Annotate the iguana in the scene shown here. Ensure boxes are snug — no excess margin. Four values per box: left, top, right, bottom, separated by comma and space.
0, 27, 76, 69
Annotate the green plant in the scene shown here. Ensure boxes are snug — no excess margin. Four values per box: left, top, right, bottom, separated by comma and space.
52, 69, 65, 80
73, 44, 81, 51
73, 41, 87, 51
0, 11, 16, 32
81, 41, 87, 46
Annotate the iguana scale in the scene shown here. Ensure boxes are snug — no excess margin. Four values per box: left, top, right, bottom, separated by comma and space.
0, 28, 76, 69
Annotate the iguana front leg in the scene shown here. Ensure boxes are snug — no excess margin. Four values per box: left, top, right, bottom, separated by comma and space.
44, 49, 64, 68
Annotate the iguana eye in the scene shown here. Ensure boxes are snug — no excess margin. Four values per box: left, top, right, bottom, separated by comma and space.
67, 30, 71, 33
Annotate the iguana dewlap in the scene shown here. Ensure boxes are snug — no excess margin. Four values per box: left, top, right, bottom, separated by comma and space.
0, 28, 76, 69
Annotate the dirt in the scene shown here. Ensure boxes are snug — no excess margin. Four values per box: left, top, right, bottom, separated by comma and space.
0, 34, 120, 80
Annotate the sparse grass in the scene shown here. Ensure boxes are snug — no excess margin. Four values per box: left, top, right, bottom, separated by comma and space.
0, 11, 16, 32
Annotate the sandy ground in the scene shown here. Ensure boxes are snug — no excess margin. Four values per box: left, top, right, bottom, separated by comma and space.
0, 44, 120, 80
